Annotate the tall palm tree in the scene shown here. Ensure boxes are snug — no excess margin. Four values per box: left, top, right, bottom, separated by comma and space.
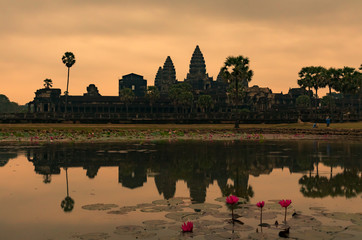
61, 167, 74, 212
43, 78, 53, 89
298, 66, 327, 112
325, 68, 342, 113
339, 67, 358, 111
119, 88, 135, 115
146, 86, 160, 114
62, 52, 76, 113
221, 56, 253, 128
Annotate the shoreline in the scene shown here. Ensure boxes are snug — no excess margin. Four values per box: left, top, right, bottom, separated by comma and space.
1, 125, 361, 144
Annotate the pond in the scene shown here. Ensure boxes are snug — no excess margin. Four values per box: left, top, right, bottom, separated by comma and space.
0, 140, 361, 239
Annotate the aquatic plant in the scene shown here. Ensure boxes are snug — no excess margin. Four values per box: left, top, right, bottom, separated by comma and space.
279, 199, 292, 223
181, 221, 193, 232
256, 201, 265, 225
226, 195, 239, 222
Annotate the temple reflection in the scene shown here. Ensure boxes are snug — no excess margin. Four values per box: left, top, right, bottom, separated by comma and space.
17, 141, 362, 202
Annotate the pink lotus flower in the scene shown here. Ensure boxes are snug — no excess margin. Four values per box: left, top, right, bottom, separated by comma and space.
279, 199, 292, 223
226, 195, 239, 222
256, 201, 265, 225
181, 221, 193, 232
279, 199, 292, 208
226, 195, 239, 205
256, 201, 265, 208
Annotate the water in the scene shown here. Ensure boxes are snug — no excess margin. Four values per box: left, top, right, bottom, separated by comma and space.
0, 140, 361, 239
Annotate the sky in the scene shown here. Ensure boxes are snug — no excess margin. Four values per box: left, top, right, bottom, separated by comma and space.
1, 0, 361, 105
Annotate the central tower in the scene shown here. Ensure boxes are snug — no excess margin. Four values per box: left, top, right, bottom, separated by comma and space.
184, 45, 213, 91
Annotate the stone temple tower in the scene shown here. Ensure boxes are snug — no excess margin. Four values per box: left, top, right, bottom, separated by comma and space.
184, 45, 213, 91
155, 56, 177, 93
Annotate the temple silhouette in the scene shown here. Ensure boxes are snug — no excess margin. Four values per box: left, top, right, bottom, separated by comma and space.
8, 45, 324, 123
18, 141, 361, 202
0, 45, 359, 123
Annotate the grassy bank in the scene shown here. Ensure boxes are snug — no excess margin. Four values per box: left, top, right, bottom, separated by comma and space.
0, 122, 361, 143
1, 121, 362, 130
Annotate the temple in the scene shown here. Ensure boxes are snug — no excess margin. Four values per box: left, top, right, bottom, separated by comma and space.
3, 45, 358, 123
184, 45, 213, 91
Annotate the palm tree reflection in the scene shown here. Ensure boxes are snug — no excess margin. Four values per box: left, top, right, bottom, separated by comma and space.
61, 167, 74, 212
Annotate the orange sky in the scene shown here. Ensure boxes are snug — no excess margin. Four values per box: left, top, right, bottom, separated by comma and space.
1, 0, 361, 105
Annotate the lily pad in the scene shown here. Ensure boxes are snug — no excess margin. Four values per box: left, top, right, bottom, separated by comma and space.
248, 232, 276, 240
71, 232, 110, 240
81, 203, 118, 211
287, 214, 322, 228
223, 223, 254, 231
107, 206, 136, 214
142, 220, 168, 230
290, 230, 333, 240
313, 225, 346, 233
322, 212, 362, 224
137, 203, 154, 208
165, 212, 202, 221
347, 224, 362, 232
189, 203, 222, 211
141, 205, 183, 212
254, 212, 278, 220
114, 225, 144, 235
152, 198, 184, 205
210, 212, 231, 219
132, 232, 157, 239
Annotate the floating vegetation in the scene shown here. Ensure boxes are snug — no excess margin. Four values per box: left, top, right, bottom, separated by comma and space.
322, 212, 362, 224
81, 203, 118, 211
71, 232, 110, 240
189, 203, 222, 211
107, 206, 136, 215
288, 214, 322, 228
75, 198, 362, 239
114, 225, 144, 235
165, 212, 203, 221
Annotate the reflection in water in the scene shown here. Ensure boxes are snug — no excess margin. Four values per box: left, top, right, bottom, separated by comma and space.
61, 167, 75, 212
7, 140, 360, 203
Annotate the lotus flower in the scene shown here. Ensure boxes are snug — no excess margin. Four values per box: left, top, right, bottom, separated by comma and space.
226, 195, 239, 222
256, 201, 265, 225
226, 195, 239, 205
279, 199, 292, 223
256, 201, 264, 208
279, 199, 291, 208
181, 221, 193, 232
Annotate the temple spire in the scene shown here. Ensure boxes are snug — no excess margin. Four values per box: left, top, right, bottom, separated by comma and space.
154, 66, 163, 89
185, 45, 212, 90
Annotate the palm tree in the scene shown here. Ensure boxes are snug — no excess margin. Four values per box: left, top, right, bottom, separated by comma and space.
43, 78, 53, 89
339, 67, 358, 111
146, 86, 160, 114
221, 56, 253, 128
325, 68, 342, 112
62, 52, 76, 113
61, 167, 74, 212
298, 66, 327, 112
119, 88, 135, 115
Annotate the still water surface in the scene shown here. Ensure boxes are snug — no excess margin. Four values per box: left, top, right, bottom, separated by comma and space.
0, 140, 361, 239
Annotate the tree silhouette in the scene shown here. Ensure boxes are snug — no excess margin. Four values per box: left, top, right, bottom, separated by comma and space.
197, 95, 213, 114
221, 56, 253, 128
169, 83, 193, 114
119, 88, 135, 115
298, 66, 327, 112
61, 167, 74, 212
62, 52, 76, 113
146, 86, 160, 114
43, 78, 53, 89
